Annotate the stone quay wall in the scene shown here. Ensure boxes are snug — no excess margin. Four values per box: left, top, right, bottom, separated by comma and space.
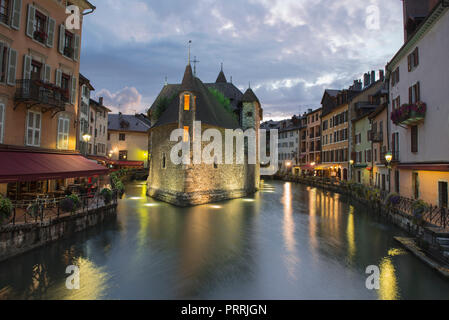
0, 204, 117, 262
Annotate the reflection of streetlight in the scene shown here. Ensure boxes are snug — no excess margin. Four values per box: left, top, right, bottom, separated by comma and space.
310, 162, 316, 166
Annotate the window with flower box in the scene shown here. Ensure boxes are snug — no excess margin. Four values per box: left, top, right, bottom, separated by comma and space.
33, 10, 47, 44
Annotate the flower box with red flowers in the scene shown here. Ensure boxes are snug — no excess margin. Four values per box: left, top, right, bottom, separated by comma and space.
391, 101, 426, 126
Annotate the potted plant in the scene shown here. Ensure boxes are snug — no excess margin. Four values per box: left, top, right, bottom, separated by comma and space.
412, 200, 428, 226
100, 188, 113, 205
384, 193, 400, 209
60, 194, 81, 213
0, 195, 12, 225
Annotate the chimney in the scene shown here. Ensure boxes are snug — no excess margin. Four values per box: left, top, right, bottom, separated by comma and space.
99, 97, 104, 105
379, 69, 385, 82
308, 108, 312, 113
363, 73, 370, 88
371, 70, 376, 84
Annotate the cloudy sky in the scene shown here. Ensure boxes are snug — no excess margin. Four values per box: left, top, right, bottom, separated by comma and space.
80, 0, 404, 121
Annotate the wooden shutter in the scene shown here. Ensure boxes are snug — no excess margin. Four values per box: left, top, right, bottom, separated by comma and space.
411, 125, 418, 153
7, 49, 18, 85
414, 47, 419, 67
0, 43, 4, 82
392, 133, 396, 153
55, 69, 62, 87
409, 86, 413, 104
11, 0, 22, 30
73, 34, 80, 61
26, 4, 35, 38
396, 68, 400, 83
22, 54, 31, 80
71, 76, 77, 104
58, 24, 65, 54
44, 64, 51, 83
47, 17, 56, 48
416, 82, 420, 102
407, 55, 411, 72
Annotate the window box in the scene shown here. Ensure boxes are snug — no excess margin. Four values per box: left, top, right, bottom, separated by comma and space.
391, 101, 426, 126
33, 30, 48, 43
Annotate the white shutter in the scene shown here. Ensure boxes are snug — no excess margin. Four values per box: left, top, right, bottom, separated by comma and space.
7, 49, 18, 86
44, 64, 51, 83
71, 76, 77, 104
55, 69, 62, 87
26, 4, 35, 38
57, 117, 62, 149
35, 112, 41, 146
73, 34, 80, 61
11, 0, 22, 30
46, 17, 56, 48
22, 54, 31, 80
58, 24, 65, 54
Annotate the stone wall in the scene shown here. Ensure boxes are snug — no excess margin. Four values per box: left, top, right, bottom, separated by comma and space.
0, 204, 117, 262
147, 123, 259, 206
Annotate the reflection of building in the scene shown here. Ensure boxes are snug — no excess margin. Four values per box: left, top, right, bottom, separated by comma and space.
0, 1, 108, 198
107, 113, 151, 169
147, 64, 262, 206
386, 0, 449, 206
88, 97, 110, 157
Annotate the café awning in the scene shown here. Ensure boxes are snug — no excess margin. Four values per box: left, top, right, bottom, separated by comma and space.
110, 160, 144, 167
0, 150, 109, 183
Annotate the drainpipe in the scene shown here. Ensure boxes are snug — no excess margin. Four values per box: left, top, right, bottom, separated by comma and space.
82, 3, 96, 16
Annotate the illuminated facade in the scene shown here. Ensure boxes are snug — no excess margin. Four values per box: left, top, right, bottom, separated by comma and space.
147, 64, 262, 206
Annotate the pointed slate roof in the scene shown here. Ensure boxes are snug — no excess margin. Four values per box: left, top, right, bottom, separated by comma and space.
150, 66, 240, 130
216, 70, 227, 83
180, 64, 196, 92
242, 88, 259, 103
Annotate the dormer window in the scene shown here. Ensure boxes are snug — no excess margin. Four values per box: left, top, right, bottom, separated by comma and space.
184, 94, 190, 111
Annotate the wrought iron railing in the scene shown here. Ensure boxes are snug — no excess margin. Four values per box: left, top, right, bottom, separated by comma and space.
1, 191, 118, 227
15, 79, 69, 110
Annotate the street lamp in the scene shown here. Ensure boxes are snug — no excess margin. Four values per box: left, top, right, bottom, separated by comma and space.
385, 151, 393, 192
385, 152, 393, 166
349, 159, 354, 181
82, 134, 91, 156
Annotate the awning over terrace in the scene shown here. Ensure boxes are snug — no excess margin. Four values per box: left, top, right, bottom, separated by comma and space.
0, 150, 109, 183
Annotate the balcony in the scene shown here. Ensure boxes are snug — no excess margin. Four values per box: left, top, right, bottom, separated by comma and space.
15, 80, 68, 113
368, 130, 383, 143
391, 102, 426, 127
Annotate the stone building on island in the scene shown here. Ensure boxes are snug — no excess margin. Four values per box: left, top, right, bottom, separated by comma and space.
147, 63, 263, 206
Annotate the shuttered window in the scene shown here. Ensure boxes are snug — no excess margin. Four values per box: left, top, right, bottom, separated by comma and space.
395, 170, 400, 193
439, 182, 448, 208
7, 48, 17, 85
11, 0, 22, 30
57, 117, 69, 150
411, 125, 418, 153
26, 110, 41, 146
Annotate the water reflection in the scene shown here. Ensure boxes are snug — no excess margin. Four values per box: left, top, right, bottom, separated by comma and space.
1, 181, 449, 299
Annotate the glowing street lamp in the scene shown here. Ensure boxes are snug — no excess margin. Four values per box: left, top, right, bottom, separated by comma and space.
286, 161, 292, 167
349, 159, 354, 165
385, 152, 393, 165
310, 162, 316, 166
82, 134, 91, 156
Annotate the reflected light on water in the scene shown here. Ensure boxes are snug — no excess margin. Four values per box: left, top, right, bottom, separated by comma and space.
129, 197, 144, 200
50, 257, 109, 300
210, 205, 222, 209
377, 248, 405, 300
346, 206, 356, 264
144, 203, 159, 207
282, 182, 298, 279
242, 199, 255, 202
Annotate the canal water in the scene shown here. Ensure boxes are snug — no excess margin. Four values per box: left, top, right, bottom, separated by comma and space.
1, 180, 449, 300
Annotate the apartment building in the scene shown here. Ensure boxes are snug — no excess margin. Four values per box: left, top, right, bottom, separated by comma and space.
107, 113, 151, 169
78, 73, 94, 154
88, 97, 110, 157
277, 116, 302, 173
0, 0, 108, 198
387, 0, 449, 206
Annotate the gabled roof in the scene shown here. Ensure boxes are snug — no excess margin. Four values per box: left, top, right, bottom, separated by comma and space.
108, 114, 151, 132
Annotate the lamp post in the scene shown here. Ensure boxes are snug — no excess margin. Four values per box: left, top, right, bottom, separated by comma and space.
385, 152, 393, 192
82, 134, 91, 156
349, 159, 354, 181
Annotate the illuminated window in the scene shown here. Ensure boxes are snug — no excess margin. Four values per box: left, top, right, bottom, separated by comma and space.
184, 94, 190, 111
183, 126, 189, 142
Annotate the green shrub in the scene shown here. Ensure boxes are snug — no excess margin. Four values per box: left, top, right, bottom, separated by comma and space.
0, 195, 12, 225
60, 194, 81, 213
412, 200, 428, 225
100, 188, 113, 204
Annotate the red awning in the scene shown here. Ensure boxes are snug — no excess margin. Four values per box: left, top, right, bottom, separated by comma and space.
397, 164, 449, 172
0, 151, 110, 183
